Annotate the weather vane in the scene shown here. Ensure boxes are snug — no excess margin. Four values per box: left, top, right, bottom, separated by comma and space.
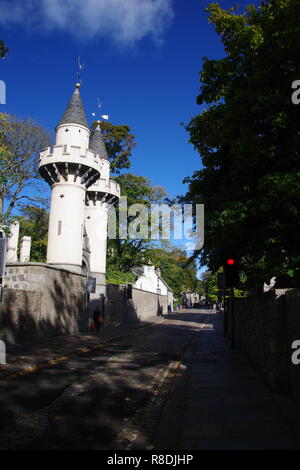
91, 97, 109, 121
76, 56, 84, 86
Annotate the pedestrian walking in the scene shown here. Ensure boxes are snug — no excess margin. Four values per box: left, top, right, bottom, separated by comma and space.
93, 307, 104, 332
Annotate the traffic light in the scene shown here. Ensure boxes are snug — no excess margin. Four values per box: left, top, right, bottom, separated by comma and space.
223, 257, 240, 288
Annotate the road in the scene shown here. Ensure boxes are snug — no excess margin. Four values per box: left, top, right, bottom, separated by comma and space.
0, 310, 211, 450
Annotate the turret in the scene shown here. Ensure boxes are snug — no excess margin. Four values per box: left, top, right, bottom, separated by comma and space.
85, 121, 120, 295
39, 84, 102, 273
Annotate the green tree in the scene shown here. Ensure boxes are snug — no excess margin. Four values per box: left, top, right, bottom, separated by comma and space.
184, 0, 300, 289
201, 271, 219, 303
201, 269, 245, 302
107, 173, 167, 273
0, 113, 51, 226
147, 244, 201, 298
18, 205, 49, 262
91, 120, 136, 174
0, 40, 8, 59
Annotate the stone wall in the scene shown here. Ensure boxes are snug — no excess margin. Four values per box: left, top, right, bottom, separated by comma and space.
226, 288, 300, 404
106, 283, 168, 326
0, 264, 169, 344
286, 289, 300, 404
1, 263, 86, 344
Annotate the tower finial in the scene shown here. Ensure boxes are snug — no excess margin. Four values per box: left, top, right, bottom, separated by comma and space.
76, 56, 84, 87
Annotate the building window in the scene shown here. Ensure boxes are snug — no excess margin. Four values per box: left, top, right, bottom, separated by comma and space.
63, 145, 67, 154
58, 221, 62, 235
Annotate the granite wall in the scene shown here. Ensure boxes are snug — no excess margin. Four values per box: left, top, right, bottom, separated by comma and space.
226, 288, 300, 404
106, 283, 168, 326
0, 263, 169, 344
1, 263, 86, 344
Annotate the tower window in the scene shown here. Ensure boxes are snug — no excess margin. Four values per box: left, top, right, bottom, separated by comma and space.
63, 145, 67, 154
58, 221, 62, 235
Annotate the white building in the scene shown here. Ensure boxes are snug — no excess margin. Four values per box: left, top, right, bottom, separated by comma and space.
132, 265, 174, 309
181, 291, 200, 308
39, 83, 120, 298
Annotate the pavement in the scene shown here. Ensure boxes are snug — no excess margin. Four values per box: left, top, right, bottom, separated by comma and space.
153, 310, 300, 450
0, 316, 165, 382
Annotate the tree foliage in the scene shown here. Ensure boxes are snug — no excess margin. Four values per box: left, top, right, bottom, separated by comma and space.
18, 205, 48, 262
107, 173, 167, 273
106, 268, 136, 285
0, 40, 8, 59
0, 113, 51, 225
91, 120, 136, 174
184, 0, 300, 289
201, 269, 245, 302
146, 244, 201, 299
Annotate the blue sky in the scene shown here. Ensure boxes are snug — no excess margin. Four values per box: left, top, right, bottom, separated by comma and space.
0, 0, 255, 271
0, 0, 255, 198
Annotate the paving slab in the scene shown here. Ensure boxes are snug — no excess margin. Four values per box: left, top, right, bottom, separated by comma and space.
154, 311, 300, 450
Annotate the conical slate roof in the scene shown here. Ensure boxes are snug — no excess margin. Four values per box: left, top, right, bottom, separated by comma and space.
58, 84, 88, 128
89, 122, 108, 160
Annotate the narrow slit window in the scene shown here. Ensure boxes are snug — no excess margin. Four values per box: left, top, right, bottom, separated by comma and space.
58, 221, 62, 235
63, 145, 67, 154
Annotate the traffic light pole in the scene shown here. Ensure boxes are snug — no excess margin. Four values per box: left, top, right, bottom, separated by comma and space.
230, 286, 235, 348
223, 292, 227, 337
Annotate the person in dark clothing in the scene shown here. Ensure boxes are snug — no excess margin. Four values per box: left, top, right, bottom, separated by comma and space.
93, 308, 103, 332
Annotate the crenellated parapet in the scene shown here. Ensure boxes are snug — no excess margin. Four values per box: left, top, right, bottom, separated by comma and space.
86, 178, 120, 206
39, 144, 102, 188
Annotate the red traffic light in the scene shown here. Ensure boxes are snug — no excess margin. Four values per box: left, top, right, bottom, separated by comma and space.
224, 257, 239, 287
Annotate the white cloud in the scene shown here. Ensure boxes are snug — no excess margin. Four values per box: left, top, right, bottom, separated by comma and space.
0, 0, 174, 46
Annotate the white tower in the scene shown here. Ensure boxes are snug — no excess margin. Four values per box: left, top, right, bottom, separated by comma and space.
85, 121, 120, 296
39, 84, 102, 273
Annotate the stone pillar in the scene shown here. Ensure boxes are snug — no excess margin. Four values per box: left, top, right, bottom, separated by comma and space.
20, 236, 31, 262
6, 221, 20, 263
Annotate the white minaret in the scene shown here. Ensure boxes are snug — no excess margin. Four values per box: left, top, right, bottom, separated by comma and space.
85, 121, 120, 295
39, 84, 102, 273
